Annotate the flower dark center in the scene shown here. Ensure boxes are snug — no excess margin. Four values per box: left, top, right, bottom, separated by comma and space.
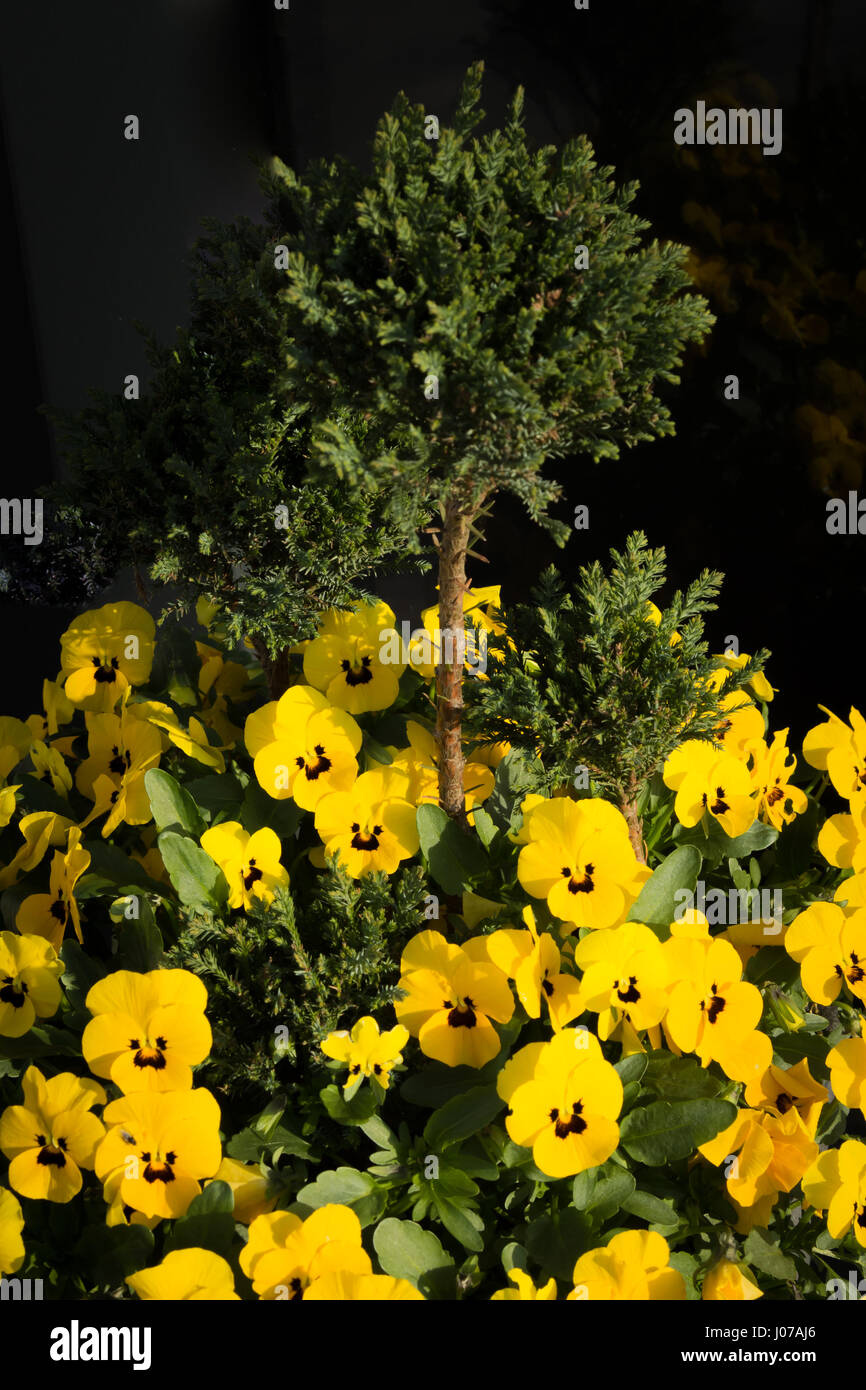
350, 823, 382, 851
615, 975, 641, 1004
91, 656, 120, 683
702, 985, 726, 1024
550, 1100, 587, 1139
0, 976, 28, 1008
298, 744, 332, 780
341, 656, 373, 687
243, 859, 263, 891
36, 1136, 68, 1168
446, 997, 477, 1029
108, 744, 132, 776
563, 862, 595, 894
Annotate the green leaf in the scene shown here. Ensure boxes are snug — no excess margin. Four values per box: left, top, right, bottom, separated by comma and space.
296, 1168, 385, 1228
487, 751, 543, 832
423, 1086, 504, 1150
621, 1190, 679, 1226
641, 1052, 726, 1100
113, 895, 164, 972
373, 1218, 456, 1298
430, 1191, 484, 1252
240, 779, 304, 839
185, 773, 245, 822
472, 807, 499, 849
157, 830, 228, 912
526, 1208, 593, 1281
416, 804, 487, 895
743, 1227, 797, 1282
319, 1082, 378, 1126
0, 1024, 81, 1060
614, 1052, 648, 1086
572, 1160, 636, 1219
619, 1098, 737, 1166
81, 840, 167, 896
184, 1180, 234, 1216
145, 768, 206, 836
627, 845, 701, 934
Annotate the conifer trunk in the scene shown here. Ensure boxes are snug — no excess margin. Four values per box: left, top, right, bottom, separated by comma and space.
620, 772, 647, 864
252, 639, 291, 700
436, 500, 473, 826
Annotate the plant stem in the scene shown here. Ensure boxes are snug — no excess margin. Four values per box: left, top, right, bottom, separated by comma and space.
252, 639, 291, 699
620, 771, 647, 864
436, 498, 474, 826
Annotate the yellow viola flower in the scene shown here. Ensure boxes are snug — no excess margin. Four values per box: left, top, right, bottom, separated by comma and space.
712, 653, 774, 703
127, 1248, 239, 1300
490, 1268, 558, 1301
302, 601, 404, 714
76, 708, 162, 800
748, 730, 808, 831
0, 781, 19, 829
702, 1260, 763, 1301
313, 767, 419, 878
206, 1158, 276, 1225
699, 1104, 818, 1213
486, 906, 583, 1031
200, 821, 289, 910
196, 643, 252, 745
103, 1168, 162, 1230
15, 827, 91, 952
568, 1230, 685, 1301
497, 1029, 622, 1180
826, 1037, 866, 1113
390, 721, 494, 816
82, 968, 211, 1093
394, 929, 515, 1068
305, 1271, 425, 1301
28, 740, 73, 798
39, 677, 76, 736
718, 917, 790, 970
247, 686, 361, 812
321, 1015, 409, 1092
0, 1066, 106, 1204
517, 797, 648, 933
509, 792, 548, 846
0, 809, 77, 891
240, 1204, 372, 1300
573, 921, 670, 1045
0, 1186, 25, 1275
802, 1140, 866, 1247
0, 716, 35, 782
662, 739, 757, 838
803, 706, 866, 826
785, 902, 866, 1005
0, 931, 63, 1037
95, 1087, 222, 1221
744, 1058, 828, 1138
817, 812, 866, 872
60, 602, 155, 710
143, 707, 226, 774
663, 935, 770, 1082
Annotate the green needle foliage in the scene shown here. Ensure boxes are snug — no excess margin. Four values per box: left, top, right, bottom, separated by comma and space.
262, 61, 714, 815
468, 532, 769, 841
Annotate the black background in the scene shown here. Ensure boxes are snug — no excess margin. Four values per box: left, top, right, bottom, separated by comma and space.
1, 0, 864, 742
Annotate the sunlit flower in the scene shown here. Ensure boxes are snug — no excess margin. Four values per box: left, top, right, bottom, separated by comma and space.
712, 652, 774, 703
304, 1271, 425, 1301
0, 1187, 25, 1275
662, 739, 757, 838
15, 827, 91, 952
77, 708, 163, 837
826, 1037, 866, 1114
0, 931, 63, 1037
60, 602, 155, 710
0, 809, 77, 891
517, 797, 649, 932
240, 1204, 372, 1300
802, 1140, 866, 1247
785, 902, 866, 1005
664, 935, 770, 1082
303, 601, 404, 714
28, 740, 73, 798
748, 730, 807, 831
82, 968, 211, 1093
568, 1230, 685, 1300
497, 1029, 622, 1179
803, 706, 866, 825
246, 686, 362, 812
744, 1058, 828, 1138
573, 920, 670, 1047
142, 707, 226, 773
0, 716, 36, 782
0, 1066, 106, 1204
126, 1248, 239, 1301
485, 906, 583, 1031
200, 821, 289, 910
314, 767, 419, 878
390, 721, 494, 816
702, 1260, 763, 1301
395, 929, 514, 1068
490, 1269, 558, 1301
95, 1088, 222, 1220
700, 1104, 818, 1213
321, 1016, 409, 1092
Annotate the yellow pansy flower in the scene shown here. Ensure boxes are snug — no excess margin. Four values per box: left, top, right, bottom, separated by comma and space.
0, 1186, 25, 1275
127, 1248, 239, 1300
573, 920, 670, 1046
82, 968, 211, 1093
0, 810, 77, 890
200, 821, 289, 911
748, 730, 807, 831
744, 1058, 828, 1138
712, 652, 774, 703
663, 739, 757, 838
702, 1260, 763, 1301
803, 706, 866, 826
304, 1271, 425, 1301
321, 1015, 409, 1092
568, 1230, 685, 1300
664, 935, 770, 1082
785, 902, 866, 1005
390, 721, 494, 816
15, 827, 91, 952
302, 601, 404, 714
395, 929, 514, 1068
517, 797, 648, 933
0, 931, 63, 1037
486, 906, 583, 1031
802, 1140, 866, 1247
314, 767, 419, 878
498, 1030, 622, 1180
95, 1087, 222, 1221
0, 1066, 106, 1204
0, 716, 34, 782
240, 1204, 372, 1300
490, 1269, 558, 1301
60, 602, 155, 710
246, 686, 361, 812
826, 1037, 866, 1114
206, 1158, 276, 1225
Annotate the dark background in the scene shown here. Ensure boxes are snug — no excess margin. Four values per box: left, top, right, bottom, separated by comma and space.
1, 0, 864, 742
